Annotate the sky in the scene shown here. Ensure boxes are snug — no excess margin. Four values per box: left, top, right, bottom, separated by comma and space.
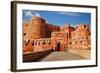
22, 10, 91, 27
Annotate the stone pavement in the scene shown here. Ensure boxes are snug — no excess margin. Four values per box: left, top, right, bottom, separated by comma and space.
41, 52, 86, 61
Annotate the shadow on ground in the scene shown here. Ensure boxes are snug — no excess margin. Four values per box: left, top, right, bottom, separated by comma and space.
23, 49, 53, 62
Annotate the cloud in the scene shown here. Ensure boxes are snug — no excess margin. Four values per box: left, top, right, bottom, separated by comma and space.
34, 12, 41, 17
57, 12, 80, 16
25, 11, 33, 17
25, 11, 41, 17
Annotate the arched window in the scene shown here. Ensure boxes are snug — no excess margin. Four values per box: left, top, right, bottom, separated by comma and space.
38, 42, 40, 45
31, 41, 34, 46
76, 41, 77, 44
80, 40, 82, 44
43, 41, 45, 45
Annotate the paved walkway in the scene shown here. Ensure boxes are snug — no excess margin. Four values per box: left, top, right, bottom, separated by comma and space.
41, 52, 85, 61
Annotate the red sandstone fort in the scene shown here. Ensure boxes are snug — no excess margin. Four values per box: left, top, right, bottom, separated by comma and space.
23, 16, 91, 53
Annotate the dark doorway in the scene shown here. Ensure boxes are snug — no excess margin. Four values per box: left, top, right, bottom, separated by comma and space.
56, 42, 60, 51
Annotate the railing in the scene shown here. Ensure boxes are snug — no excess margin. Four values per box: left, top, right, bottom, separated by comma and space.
23, 49, 53, 62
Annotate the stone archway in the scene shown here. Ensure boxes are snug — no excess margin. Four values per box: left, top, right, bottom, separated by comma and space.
56, 42, 60, 51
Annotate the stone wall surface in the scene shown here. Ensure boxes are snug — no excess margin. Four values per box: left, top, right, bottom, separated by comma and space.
23, 16, 91, 53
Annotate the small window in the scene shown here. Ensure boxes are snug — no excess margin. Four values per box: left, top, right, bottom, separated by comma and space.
38, 42, 40, 45
24, 33, 26, 36
25, 43, 28, 46
31, 41, 34, 46
28, 40, 30, 43
80, 41, 82, 44
86, 37, 88, 39
76, 41, 77, 44
25, 24, 28, 26
69, 42, 72, 45
43, 41, 45, 45
84, 25, 86, 28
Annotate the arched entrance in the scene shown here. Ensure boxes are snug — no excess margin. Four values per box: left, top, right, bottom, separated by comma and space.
56, 42, 60, 51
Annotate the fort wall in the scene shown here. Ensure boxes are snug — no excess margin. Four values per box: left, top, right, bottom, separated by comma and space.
23, 16, 91, 53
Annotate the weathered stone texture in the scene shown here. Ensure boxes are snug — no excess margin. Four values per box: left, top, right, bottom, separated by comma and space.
23, 17, 91, 53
